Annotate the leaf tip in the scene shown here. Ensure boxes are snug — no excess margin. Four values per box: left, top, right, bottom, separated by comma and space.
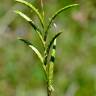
16, 0, 21, 2
14, 10, 20, 14
17, 37, 21, 40
73, 4, 79, 6
70, 4, 79, 8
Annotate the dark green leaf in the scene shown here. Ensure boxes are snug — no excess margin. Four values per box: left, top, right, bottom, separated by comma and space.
44, 32, 62, 65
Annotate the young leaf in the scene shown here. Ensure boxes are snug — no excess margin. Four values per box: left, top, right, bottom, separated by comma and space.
15, 10, 45, 46
14, 10, 42, 34
44, 4, 78, 41
41, 0, 44, 20
18, 38, 43, 64
16, 0, 44, 28
44, 32, 62, 65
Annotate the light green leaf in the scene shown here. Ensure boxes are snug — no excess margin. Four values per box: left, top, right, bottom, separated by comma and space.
15, 10, 31, 21
18, 38, 43, 63
16, 0, 44, 28
50, 4, 78, 23
14, 10, 42, 34
15, 10, 45, 46
29, 45, 43, 63
44, 4, 78, 41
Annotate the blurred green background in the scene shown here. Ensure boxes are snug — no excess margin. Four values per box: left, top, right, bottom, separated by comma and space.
0, 0, 96, 96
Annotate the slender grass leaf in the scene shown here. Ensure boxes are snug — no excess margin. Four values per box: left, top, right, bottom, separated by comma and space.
14, 10, 42, 34
41, 0, 44, 20
44, 32, 62, 65
29, 45, 44, 63
44, 4, 78, 41
15, 10, 45, 46
16, 0, 44, 28
18, 38, 43, 64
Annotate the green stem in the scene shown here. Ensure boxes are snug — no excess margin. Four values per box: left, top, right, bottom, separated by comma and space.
36, 30, 45, 47
47, 82, 52, 96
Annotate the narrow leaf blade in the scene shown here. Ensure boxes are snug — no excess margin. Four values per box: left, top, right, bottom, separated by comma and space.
15, 10, 41, 33
47, 32, 62, 53
15, 10, 44, 46
51, 4, 78, 21
44, 32, 62, 65
15, 10, 32, 21
16, 0, 44, 28
18, 38, 43, 63
44, 4, 78, 41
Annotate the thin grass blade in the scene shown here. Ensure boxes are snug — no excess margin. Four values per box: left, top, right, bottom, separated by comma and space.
16, 0, 44, 28
41, 0, 44, 20
15, 10, 42, 34
44, 32, 62, 65
15, 10, 45, 46
18, 38, 43, 63
44, 4, 78, 41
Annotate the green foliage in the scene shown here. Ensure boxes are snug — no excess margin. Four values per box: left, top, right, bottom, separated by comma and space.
44, 32, 62, 65
44, 4, 78, 42
1, 0, 96, 96
15, 0, 78, 95
18, 38, 43, 63
16, 0, 44, 28
14, 10, 42, 33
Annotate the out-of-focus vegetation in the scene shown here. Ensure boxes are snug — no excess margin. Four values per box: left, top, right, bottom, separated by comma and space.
0, 0, 96, 96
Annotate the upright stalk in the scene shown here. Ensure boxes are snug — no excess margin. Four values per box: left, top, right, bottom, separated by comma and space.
15, 1, 78, 96
47, 85, 52, 96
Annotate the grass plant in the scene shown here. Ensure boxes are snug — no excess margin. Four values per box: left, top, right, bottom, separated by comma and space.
15, 0, 78, 95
